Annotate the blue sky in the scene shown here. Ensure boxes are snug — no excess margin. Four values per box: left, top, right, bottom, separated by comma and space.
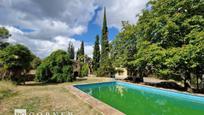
14, 25, 35, 33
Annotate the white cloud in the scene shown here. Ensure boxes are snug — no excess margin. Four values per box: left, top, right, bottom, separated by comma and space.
95, 0, 149, 29
5, 26, 93, 58
0, 0, 149, 58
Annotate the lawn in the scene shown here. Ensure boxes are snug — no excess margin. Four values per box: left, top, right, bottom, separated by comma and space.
0, 77, 113, 115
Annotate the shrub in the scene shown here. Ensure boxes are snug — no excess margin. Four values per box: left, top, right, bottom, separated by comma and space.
80, 63, 89, 77
35, 50, 73, 83
96, 66, 116, 77
0, 44, 33, 84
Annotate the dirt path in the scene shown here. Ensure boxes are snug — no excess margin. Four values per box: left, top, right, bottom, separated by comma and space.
143, 77, 165, 83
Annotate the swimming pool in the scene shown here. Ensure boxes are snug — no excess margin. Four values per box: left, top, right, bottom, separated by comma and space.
75, 81, 204, 115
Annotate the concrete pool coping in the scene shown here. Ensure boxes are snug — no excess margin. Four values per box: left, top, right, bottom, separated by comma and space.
68, 80, 204, 115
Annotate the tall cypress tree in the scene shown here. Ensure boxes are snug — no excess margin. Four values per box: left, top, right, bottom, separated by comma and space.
78, 41, 84, 62
67, 41, 75, 59
93, 35, 100, 71
98, 7, 114, 77
80, 41, 84, 57
100, 7, 109, 65
76, 49, 80, 61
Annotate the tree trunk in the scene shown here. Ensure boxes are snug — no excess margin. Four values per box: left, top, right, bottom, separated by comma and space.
197, 75, 199, 90
183, 72, 191, 91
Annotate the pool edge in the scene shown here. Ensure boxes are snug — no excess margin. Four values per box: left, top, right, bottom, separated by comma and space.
67, 84, 125, 115
117, 81, 204, 98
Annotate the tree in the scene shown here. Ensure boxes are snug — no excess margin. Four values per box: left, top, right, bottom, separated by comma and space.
133, 0, 204, 86
111, 0, 204, 88
98, 7, 114, 77
35, 50, 73, 83
100, 7, 109, 65
136, 0, 204, 48
80, 63, 89, 77
93, 35, 100, 71
0, 27, 10, 40
0, 44, 33, 84
80, 41, 84, 56
110, 22, 137, 67
76, 49, 80, 61
0, 27, 11, 49
77, 41, 85, 62
67, 41, 75, 59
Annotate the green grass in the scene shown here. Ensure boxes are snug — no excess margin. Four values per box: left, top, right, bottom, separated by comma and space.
0, 80, 16, 100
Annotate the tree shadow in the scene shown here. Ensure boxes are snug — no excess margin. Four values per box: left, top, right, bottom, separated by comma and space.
19, 77, 88, 86
144, 81, 186, 91
20, 82, 61, 86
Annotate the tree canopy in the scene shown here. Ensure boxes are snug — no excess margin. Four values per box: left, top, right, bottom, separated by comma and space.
0, 27, 10, 39
35, 50, 73, 83
0, 27, 11, 49
67, 41, 75, 59
77, 41, 85, 63
111, 0, 204, 89
0, 44, 33, 83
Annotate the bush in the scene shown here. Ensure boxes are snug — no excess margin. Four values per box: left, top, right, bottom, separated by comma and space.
96, 66, 116, 77
0, 44, 33, 84
35, 50, 73, 83
80, 63, 89, 77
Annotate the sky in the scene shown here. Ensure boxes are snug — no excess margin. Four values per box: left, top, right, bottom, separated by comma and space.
0, 0, 149, 58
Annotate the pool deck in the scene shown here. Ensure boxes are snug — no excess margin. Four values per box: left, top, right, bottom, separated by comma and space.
67, 85, 125, 115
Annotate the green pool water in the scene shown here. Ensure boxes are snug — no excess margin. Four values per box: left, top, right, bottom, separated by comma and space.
76, 82, 204, 115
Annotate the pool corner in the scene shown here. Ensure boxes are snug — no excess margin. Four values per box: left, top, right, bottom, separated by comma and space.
67, 85, 125, 115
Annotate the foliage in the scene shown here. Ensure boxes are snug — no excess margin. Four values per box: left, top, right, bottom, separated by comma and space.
137, 0, 204, 48
0, 42, 10, 50
0, 27, 11, 50
0, 27, 11, 39
76, 41, 85, 63
98, 8, 114, 77
80, 41, 84, 57
110, 22, 137, 67
0, 44, 33, 83
100, 8, 109, 65
97, 58, 115, 77
67, 41, 75, 59
35, 50, 73, 83
92, 35, 100, 71
80, 63, 89, 77
111, 0, 204, 88
31, 56, 41, 69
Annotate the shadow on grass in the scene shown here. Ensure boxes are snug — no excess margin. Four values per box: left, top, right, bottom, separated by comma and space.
20, 77, 88, 86
20, 82, 60, 86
